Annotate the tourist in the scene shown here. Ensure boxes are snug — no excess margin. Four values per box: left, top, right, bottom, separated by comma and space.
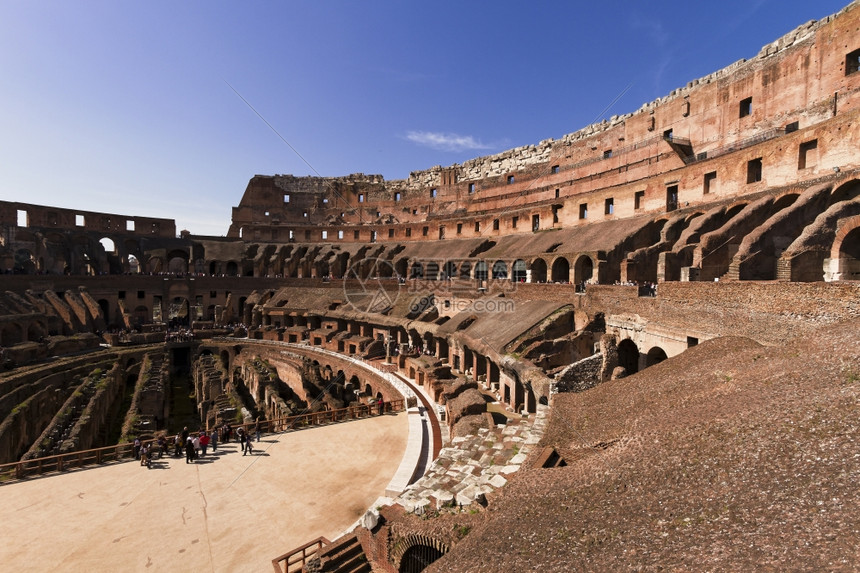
236, 427, 245, 450
192, 434, 201, 458
133, 437, 141, 460
157, 435, 166, 459
173, 434, 182, 457
210, 429, 218, 452
185, 437, 195, 463
139, 443, 149, 467
254, 418, 261, 442
244, 435, 253, 456
200, 432, 209, 456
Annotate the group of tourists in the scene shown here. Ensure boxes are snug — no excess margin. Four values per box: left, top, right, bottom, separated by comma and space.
132, 420, 264, 468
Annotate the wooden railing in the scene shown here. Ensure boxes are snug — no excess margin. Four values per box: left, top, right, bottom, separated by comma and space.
0, 398, 404, 484
271, 536, 330, 573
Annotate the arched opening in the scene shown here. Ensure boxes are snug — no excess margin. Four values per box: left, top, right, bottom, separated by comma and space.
127, 254, 140, 274
837, 226, 860, 280
27, 321, 46, 341
167, 250, 188, 274
530, 258, 547, 283
492, 260, 508, 279
99, 237, 116, 254
512, 259, 527, 282
394, 257, 408, 279
830, 179, 860, 204
551, 257, 570, 283
573, 255, 594, 285
410, 261, 424, 279
425, 261, 439, 280
617, 338, 639, 375
474, 261, 488, 281
226, 261, 239, 276
168, 297, 190, 328
14, 249, 35, 274
646, 346, 668, 366
1, 323, 23, 346
443, 261, 457, 279
398, 543, 446, 573
458, 260, 472, 280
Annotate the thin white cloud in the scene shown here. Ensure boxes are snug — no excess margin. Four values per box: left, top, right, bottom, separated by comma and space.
405, 131, 492, 152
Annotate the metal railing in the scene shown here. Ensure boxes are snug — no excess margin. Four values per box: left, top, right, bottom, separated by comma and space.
0, 399, 404, 484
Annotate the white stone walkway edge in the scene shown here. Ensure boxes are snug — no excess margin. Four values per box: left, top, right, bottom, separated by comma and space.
238, 340, 427, 497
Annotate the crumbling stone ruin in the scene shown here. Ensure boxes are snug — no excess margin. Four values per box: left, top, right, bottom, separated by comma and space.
2, 2, 860, 571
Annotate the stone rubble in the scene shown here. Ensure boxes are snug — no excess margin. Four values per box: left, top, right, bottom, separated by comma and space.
395, 404, 548, 511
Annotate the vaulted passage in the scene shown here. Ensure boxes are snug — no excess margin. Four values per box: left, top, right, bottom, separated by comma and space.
618, 339, 639, 375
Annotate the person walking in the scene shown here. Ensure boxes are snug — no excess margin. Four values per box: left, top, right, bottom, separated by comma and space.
210, 429, 218, 452
255, 418, 261, 442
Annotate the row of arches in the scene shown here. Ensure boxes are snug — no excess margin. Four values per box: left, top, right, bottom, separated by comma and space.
405, 255, 594, 284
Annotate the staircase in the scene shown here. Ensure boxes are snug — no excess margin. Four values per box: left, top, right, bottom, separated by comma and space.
314, 534, 371, 573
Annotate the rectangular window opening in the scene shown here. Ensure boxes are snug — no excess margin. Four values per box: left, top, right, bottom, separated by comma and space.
634, 190, 645, 210
388, 228, 395, 238
468, 183, 475, 194
76, 214, 85, 227
338, 230, 344, 240
703, 171, 717, 195
405, 228, 412, 237
747, 158, 763, 183
430, 188, 437, 198
579, 204, 588, 219
126, 220, 135, 231
666, 185, 679, 212
603, 149, 612, 159
507, 175, 515, 184
551, 165, 559, 174
284, 194, 290, 203
353, 230, 360, 240
358, 194, 364, 203
321, 230, 328, 240
739, 97, 752, 118
846, 48, 860, 75
532, 214, 540, 232
798, 139, 818, 170
394, 192, 401, 201
493, 219, 500, 231
474, 221, 480, 232
422, 226, 429, 237
17, 210, 28, 227
456, 223, 462, 235
605, 198, 614, 215
511, 216, 518, 229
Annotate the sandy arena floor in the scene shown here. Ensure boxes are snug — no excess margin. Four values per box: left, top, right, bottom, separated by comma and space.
0, 412, 407, 573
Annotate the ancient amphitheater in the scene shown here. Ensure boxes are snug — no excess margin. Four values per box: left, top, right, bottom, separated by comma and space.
2, 2, 860, 572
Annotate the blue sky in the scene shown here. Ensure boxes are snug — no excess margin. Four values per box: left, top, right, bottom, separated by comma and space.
0, 1, 850, 236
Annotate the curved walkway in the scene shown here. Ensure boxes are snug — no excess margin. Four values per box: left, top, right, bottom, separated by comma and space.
0, 413, 407, 573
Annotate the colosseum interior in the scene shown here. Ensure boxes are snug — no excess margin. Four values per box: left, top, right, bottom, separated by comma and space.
2, 2, 860, 571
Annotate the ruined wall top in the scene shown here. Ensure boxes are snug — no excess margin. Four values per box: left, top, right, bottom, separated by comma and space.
385, 1, 858, 189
